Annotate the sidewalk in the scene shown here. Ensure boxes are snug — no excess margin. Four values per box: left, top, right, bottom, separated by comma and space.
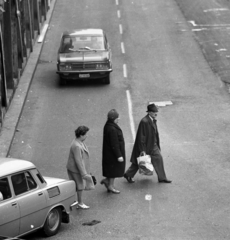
0, 0, 57, 158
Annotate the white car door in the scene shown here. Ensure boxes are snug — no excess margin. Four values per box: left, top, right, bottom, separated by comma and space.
11, 172, 47, 235
0, 177, 20, 237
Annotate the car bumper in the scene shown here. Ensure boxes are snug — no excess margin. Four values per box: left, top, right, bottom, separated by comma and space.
56, 69, 112, 80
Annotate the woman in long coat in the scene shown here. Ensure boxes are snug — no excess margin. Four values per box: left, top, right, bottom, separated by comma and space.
101, 109, 126, 194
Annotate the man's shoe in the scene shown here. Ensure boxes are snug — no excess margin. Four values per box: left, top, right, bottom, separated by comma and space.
124, 174, 135, 183
159, 179, 172, 183
108, 188, 120, 194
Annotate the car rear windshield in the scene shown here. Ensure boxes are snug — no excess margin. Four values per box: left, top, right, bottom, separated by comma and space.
60, 36, 105, 53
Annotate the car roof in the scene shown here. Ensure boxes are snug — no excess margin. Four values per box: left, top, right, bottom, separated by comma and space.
0, 158, 36, 177
63, 29, 104, 37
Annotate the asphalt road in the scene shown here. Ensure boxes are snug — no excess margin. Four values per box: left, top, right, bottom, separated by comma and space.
175, 0, 230, 84
8, 0, 230, 239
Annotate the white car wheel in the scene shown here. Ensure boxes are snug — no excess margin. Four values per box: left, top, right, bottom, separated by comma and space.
43, 207, 62, 236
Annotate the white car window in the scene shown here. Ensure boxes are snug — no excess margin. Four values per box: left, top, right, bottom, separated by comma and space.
0, 177, 12, 200
12, 173, 28, 195
25, 171, 37, 190
12, 171, 37, 195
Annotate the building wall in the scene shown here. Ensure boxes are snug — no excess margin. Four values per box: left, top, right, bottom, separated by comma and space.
0, 0, 51, 127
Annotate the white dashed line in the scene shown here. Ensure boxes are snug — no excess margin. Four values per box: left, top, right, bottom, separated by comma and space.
117, 10, 120, 18
123, 64, 127, 78
116, 0, 119, 5
119, 24, 123, 34
121, 42, 125, 54
126, 90, 136, 141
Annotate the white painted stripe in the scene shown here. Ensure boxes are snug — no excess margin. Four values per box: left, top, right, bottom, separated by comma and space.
123, 64, 127, 78
188, 20, 230, 27
121, 42, 125, 54
119, 24, 123, 34
116, 0, 119, 5
37, 24, 49, 43
117, 10, 121, 18
204, 8, 228, 12
148, 101, 173, 107
126, 90, 136, 141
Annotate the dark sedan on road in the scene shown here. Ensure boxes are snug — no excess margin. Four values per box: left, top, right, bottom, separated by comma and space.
56, 28, 113, 84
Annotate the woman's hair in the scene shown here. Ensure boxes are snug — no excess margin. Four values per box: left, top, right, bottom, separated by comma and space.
107, 109, 119, 121
75, 126, 89, 138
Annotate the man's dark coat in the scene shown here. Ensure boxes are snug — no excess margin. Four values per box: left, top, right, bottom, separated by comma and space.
102, 120, 126, 178
130, 114, 160, 164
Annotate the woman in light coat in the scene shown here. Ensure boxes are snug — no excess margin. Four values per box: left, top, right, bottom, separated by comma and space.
66, 126, 93, 209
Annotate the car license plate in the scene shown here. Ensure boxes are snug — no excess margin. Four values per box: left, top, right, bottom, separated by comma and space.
79, 74, 90, 78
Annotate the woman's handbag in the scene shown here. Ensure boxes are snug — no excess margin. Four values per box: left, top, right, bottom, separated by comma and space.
137, 152, 154, 176
85, 176, 95, 190
91, 175, 97, 185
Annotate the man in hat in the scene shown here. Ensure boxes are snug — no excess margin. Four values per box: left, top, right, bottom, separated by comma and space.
124, 103, 171, 183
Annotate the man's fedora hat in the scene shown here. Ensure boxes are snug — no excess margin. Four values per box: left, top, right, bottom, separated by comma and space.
146, 103, 158, 112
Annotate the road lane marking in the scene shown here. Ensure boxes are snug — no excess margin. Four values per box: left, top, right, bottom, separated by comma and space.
192, 28, 208, 32
117, 10, 120, 18
145, 194, 152, 200
119, 24, 123, 34
188, 20, 230, 27
204, 8, 228, 12
116, 0, 119, 5
126, 90, 136, 141
37, 24, 49, 43
148, 101, 173, 107
123, 64, 127, 78
121, 42, 125, 54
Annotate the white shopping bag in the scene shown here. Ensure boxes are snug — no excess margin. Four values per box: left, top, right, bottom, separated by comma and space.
137, 152, 154, 176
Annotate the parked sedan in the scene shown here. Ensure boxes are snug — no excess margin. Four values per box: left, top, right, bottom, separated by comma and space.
56, 28, 113, 84
0, 158, 77, 238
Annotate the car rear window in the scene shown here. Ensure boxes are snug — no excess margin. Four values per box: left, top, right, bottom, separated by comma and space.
12, 171, 37, 195
12, 173, 28, 195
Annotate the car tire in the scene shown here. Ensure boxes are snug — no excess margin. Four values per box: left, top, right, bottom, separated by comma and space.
103, 75, 110, 84
43, 207, 62, 237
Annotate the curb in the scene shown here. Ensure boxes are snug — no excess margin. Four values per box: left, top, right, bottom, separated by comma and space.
0, 0, 57, 158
